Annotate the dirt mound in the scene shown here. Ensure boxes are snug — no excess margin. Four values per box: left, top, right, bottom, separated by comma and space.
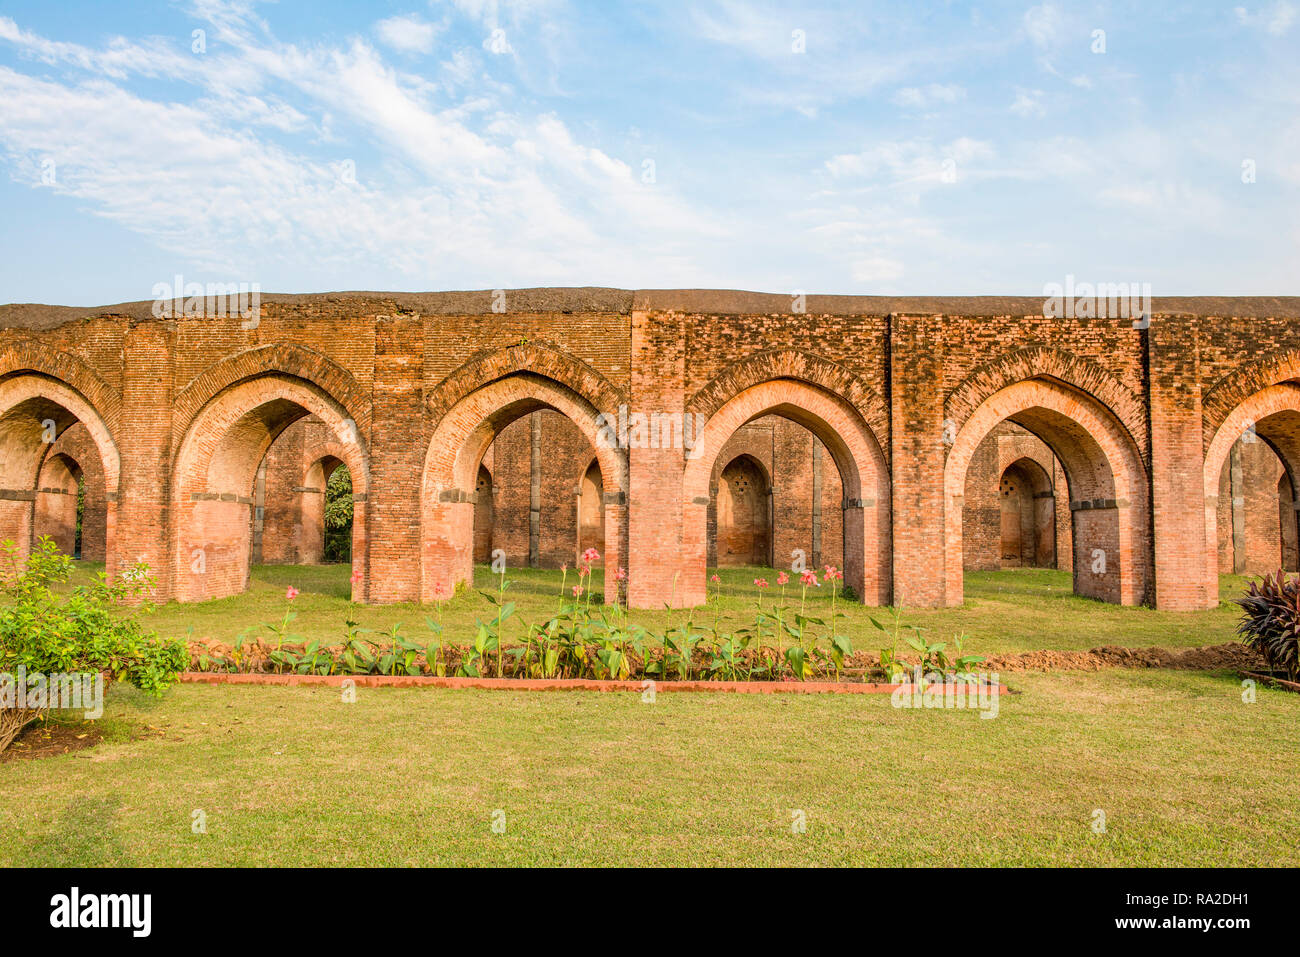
980, 643, 1264, 674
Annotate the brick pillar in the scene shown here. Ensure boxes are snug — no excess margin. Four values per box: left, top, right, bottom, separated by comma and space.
369, 315, 423, 603
114, 320, 174, 597
627, 309, 689, 608
1147, 316, 1212, 609
890, 314, 947, 607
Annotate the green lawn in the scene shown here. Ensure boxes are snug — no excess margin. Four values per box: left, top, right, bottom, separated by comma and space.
1, 668, 1295, 866
69, 561, 1252, 657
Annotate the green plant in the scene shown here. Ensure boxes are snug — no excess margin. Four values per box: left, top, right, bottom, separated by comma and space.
1235, 571, 1300, 681
0, 537, 186, 752
323, 464, 353, 563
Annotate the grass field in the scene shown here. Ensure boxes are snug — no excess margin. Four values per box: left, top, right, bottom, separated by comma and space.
67, 561, 1252, 657
10, 563, 1291, 867
1, 667, 1296, 866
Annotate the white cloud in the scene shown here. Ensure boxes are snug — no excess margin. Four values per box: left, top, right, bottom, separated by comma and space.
374, 15, 442, 55
825, 137, 994, 187
0, 6, 726, 288
1010, 87, 1046, 117
1023, 3, 1064, 48
891, 83, 966, 109
851, 256, 904, 283
1235, 2, 1297, 35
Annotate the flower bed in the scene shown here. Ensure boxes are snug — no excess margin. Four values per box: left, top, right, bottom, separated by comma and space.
178, 671, 1006, 695
188, 551, 989, 686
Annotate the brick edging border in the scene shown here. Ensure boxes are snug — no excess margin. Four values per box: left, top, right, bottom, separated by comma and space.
1239, 670, 1300, 693
177, 672, 1007, 695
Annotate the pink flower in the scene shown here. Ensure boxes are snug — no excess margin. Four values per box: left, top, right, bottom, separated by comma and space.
823, 565, 842, 581
614, 567, 627, 581
579, 563, 590, 577
753, 578, 769, 589
776, 571, 789, 586
286, 586, 299, 600
561, 563, 568, 574
710, 574, 721, 584
800, 570, 818, 587
582, 547, 601, 564
572, 584, 583, 598
350, 570, 363, 585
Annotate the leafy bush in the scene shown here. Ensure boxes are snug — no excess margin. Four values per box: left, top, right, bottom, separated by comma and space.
0, 537, 187, 751
323, 464, 352, 562
1235, 572, 1300, 682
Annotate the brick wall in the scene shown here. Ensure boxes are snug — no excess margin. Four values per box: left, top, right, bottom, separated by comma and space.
4, 291, 1300, 610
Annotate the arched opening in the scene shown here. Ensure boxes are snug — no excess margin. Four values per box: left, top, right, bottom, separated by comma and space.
1279, 474, 1298, 572
1212, 434, 1294, 578
576, 458, 604, 563
945, 377, 1149, 606
1204, 383, 1300, 600
321, 460, 352, 563
712, 453, 771, 567
422, 373, 627, 604
172, 374, 369, 602
473, 464, 494, 563
472, 410, 606, 570
0, 374, 120, 575
680, 379, 891, 607
998, 458, 1056, 568
33, 453, 82, 559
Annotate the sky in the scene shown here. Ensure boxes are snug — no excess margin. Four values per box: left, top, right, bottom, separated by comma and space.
0, 0, 1297, 305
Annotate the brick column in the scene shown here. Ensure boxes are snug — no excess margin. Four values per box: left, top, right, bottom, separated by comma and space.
368, 315, 423, 603
626, 309, 689, 608
890, 314, 947, 607
1147, 315, 1212, 609
114, 320, 174, 598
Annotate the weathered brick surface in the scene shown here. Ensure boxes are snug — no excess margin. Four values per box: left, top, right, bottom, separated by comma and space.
3, 290, 1300, 610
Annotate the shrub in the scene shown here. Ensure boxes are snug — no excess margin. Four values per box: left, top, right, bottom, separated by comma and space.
0, 537, 188, 752
1234, 571, 1300, 682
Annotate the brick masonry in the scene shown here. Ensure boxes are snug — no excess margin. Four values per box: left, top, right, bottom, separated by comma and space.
4, 289, 1300, 610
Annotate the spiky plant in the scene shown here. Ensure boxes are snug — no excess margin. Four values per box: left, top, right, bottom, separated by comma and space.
1234, 572, 1300, 682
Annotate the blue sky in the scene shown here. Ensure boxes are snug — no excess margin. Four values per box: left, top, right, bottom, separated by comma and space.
0, 0, 1296, 305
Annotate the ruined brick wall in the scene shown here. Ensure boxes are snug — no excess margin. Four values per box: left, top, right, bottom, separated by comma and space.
3, 290, 1299, 610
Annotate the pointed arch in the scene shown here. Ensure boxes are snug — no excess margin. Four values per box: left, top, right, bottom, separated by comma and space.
422, 372, 628, 604
171, 373, 371, 602
946, 347, 1146, 461
681, 378, 890, 606
0, 373, 121, 576
945, 377, 1149, 606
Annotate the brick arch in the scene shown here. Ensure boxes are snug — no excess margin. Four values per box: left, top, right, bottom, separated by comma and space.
714, 449, 773, 488
944, 378, 1149, 607
37, 422, 109, 562
945, 347, 1146, 461
0, 373, 121, 576
0, 340, 122, 436
689, 349, 888, 458
172, 344, 371, 451
679, 378, 891, 606
1201, 382, 1300, 606
712, 452, 773, 569
299, 445, 354, 566
427, 341, 626, 423
302, 442, 354, 487
172, 374, 371, 603
1201, 350, 1300, 450
422, 372, 628, 605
